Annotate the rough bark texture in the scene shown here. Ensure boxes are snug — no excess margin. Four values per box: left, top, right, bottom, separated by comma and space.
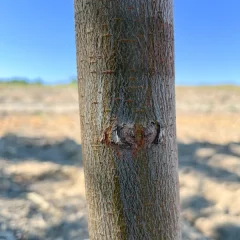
74, 0, 180, 239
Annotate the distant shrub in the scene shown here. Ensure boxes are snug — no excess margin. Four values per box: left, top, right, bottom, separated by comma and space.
32, 78, 43, 85
0, 77, 80, 86
0, 78, 28, 85
0, 77, 43, 85
70, 78, 77, 84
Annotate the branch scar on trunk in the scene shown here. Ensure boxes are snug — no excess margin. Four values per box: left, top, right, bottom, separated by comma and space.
100, 121, 162, 150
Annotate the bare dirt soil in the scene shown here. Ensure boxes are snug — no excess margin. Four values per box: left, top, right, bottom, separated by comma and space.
0, 85, 240, 240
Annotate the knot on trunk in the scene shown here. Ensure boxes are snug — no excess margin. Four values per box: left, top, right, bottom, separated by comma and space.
101, 121, 161, 149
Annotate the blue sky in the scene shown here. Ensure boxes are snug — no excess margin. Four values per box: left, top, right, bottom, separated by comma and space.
0, 0, 239, 85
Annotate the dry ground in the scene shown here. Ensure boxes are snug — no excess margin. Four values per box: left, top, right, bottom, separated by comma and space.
0, 85, 240, 239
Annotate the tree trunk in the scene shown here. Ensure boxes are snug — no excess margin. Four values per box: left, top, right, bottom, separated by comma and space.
74, 0, 180, 239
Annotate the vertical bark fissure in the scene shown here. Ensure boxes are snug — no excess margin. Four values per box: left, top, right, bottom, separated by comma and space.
75, 0, 180, 239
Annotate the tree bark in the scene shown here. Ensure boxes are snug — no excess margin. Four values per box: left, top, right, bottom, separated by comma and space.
74, 0, 180, 239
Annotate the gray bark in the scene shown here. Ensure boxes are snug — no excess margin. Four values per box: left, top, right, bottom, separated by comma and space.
74, 0, 180, 239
